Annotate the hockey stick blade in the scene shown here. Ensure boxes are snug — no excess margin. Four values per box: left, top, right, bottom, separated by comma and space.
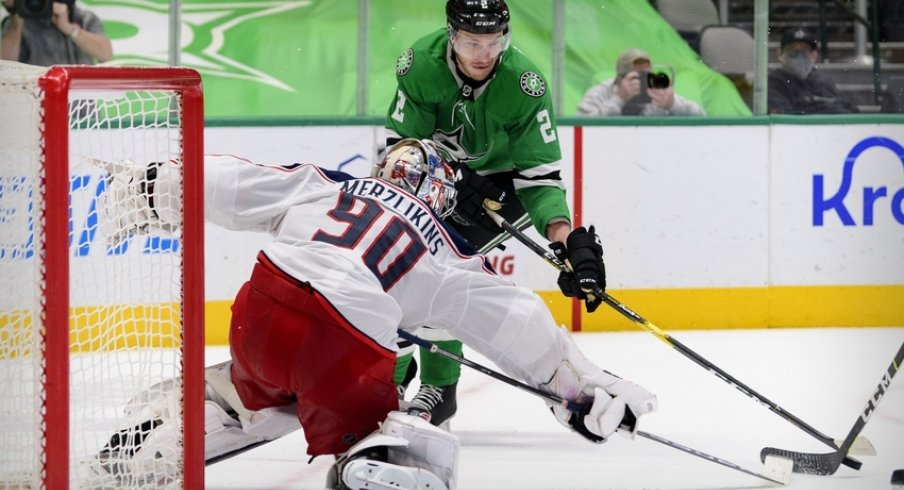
483, 207, 865, 471
398, 329, 790, 486
759, 447, 850, 475
759, 341, 903, 475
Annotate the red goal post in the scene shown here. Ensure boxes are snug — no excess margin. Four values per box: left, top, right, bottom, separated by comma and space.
0, 63, 204, 489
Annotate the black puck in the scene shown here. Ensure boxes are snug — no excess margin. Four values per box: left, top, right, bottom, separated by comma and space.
892, 469, 904, 485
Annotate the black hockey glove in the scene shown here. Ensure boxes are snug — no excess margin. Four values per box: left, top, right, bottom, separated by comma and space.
450, 164, 508, 232
549, 226, 605, 313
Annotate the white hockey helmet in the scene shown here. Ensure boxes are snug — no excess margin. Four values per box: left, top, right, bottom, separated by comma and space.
373, 139, 458, 218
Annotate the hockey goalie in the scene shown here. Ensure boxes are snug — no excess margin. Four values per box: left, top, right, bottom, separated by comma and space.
93, 139, 657, 489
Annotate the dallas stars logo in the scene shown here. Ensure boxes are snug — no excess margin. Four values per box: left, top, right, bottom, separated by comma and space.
433, 126, 486, 165
396, 49, 413, 76
88, 0, 310, 91
519, 71, 545, 97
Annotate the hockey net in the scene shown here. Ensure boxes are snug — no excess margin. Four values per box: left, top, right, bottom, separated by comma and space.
0, 62, 204, 489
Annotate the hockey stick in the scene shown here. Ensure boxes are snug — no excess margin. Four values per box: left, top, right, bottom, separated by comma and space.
760, 341, 904, 475
483, 206, 867, 470
397, 329, 791, 485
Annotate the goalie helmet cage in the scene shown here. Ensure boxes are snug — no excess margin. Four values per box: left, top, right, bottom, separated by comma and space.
0, 63, 204, 489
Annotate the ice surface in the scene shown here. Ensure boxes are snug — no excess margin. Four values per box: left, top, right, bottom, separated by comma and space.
205, 327, 904, 489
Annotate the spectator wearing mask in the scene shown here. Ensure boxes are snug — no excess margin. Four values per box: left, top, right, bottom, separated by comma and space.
1, 0, 112, 65
577, 48, 705, 116
768, 27, 857, 114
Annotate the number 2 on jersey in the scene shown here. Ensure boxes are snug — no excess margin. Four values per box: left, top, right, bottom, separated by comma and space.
312, 193, 427, 290
537, 109, 557, 144
391, 90, 407, 123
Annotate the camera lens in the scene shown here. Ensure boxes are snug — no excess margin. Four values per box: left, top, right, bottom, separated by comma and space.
15, 0, 52, 17
647, 72, 670, 89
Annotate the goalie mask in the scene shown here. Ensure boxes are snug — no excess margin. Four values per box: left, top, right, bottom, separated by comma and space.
373, 139, 458, 219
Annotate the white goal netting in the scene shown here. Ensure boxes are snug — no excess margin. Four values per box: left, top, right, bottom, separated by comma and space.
0, 61, 203, 489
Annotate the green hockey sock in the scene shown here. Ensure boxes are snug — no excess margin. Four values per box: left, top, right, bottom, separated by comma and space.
419, 340, 462, 386
394, 351, 414, 385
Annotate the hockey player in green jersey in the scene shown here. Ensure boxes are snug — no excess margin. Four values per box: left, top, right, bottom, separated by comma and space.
386, 0, 607, 429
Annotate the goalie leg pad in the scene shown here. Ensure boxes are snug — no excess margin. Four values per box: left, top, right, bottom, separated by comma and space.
204, 361, 300, 462
204, 400, 267, 463
206, 360, 300, 440
381, 411, 458, 489
333, 411, 458, 490
110, 361, 300, 470
342, 458, 448, 490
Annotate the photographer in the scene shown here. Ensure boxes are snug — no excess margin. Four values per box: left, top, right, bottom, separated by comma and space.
2, 0, 111, 65
577, 48, 705, 116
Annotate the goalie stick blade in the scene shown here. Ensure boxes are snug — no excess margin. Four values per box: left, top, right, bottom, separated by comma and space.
759, 446, 858, 475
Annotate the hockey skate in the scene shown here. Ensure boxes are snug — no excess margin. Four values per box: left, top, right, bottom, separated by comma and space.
406, 382, 457, 430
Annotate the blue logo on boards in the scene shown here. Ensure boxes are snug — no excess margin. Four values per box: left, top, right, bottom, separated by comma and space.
813, 136, 904, 226
0, 174, 178, 259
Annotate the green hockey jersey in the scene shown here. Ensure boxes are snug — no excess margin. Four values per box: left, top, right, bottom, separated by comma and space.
386, 29, 570, 236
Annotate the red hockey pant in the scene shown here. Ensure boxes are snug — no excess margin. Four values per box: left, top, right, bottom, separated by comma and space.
228, 254, 398, 456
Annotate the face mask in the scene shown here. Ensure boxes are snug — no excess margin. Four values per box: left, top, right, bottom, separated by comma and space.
783, 51, 815, 79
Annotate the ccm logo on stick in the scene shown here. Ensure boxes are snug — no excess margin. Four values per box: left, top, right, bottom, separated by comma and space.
813, 136, 904, 226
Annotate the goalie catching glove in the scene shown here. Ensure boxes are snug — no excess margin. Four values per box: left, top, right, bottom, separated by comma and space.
93, 159, 178, 245
549, 226, 606, 312
542, 327, 657, 444
449, 163, 508, 232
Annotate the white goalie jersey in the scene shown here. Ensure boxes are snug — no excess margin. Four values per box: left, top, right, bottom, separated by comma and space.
155, 155, 578, 389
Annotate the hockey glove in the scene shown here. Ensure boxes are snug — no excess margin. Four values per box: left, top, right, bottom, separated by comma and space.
93, 159, 174, 245
549, 226, 606, 312
449, 164, 508, 232
542, 327, 657, 444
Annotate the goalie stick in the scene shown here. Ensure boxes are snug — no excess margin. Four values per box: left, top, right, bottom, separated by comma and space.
483, 205, 867, 471
760, 341, 904, 475
397, 329, 791, 485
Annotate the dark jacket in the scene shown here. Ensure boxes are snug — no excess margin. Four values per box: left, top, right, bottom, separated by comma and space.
768, 67, 858, 114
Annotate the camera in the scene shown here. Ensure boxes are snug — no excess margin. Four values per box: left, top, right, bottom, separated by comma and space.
621, 64, 677, 114
13, 0, 74, 19
644, 71, 671, 89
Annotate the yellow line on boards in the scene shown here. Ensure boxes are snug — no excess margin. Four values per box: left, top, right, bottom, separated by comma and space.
4, 286, 899, 354
543, 285, 904, 332
205, 285, 903, 342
